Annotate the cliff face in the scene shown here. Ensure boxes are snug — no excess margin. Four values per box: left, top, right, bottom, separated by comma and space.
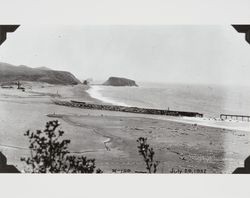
0, 62, 81, 85
103, 77, 138, 87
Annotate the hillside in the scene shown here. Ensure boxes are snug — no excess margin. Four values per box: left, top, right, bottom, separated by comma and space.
103, 77, 138, 87
0, 62, 80, 85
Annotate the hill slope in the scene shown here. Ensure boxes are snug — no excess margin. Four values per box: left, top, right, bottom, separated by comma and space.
103, 77, 138, 87
0, 62, 80, 85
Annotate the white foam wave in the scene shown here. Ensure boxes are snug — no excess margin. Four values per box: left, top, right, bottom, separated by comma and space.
86, 85, 130, 107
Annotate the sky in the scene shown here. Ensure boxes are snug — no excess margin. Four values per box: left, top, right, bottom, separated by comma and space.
0, 25, 250, 85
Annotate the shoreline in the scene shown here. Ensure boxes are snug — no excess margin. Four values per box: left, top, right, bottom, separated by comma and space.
86, 85, 130, 106
83, 85, 250, 132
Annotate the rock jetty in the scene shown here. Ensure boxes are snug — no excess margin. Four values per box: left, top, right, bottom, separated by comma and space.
53, 100, 203, 118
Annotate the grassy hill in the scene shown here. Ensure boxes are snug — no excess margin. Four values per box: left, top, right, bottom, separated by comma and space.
0, 62, 81, 85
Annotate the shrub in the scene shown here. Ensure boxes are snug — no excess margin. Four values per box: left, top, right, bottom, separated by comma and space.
21, 120, 102, 173
137, 137, 159, 173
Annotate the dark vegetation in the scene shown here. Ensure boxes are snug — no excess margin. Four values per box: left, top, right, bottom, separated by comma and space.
21, 120, 102, 173
137, 137, 160, 173
21, 120, 158, 173
0, 62, 80, 85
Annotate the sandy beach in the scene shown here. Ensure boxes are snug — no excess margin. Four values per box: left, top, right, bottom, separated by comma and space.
0, 82, 249, 173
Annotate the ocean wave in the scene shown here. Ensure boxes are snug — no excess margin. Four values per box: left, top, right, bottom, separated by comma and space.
86, 85, 130, 107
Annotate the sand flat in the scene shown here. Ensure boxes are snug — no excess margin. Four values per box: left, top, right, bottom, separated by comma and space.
0, 82, 249, 173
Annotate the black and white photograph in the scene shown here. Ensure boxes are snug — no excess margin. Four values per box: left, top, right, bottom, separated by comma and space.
1, 1, 250, 197
1, 25, 250, 174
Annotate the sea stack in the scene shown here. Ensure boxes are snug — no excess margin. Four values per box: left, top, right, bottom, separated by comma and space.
103, 77, 138, 87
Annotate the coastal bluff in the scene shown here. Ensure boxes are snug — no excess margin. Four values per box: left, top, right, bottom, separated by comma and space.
103, 77, 138, 87
0, 62, 80, 85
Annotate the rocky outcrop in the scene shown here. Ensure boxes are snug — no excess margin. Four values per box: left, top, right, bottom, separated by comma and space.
103, 77, 138, 87
0, 62, 81, 85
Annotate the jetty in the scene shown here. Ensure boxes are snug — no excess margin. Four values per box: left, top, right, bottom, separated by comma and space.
220, 114, 250, 121
53, 100, 203, 118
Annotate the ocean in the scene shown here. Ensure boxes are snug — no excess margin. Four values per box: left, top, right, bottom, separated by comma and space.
87, 82, 250, 118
